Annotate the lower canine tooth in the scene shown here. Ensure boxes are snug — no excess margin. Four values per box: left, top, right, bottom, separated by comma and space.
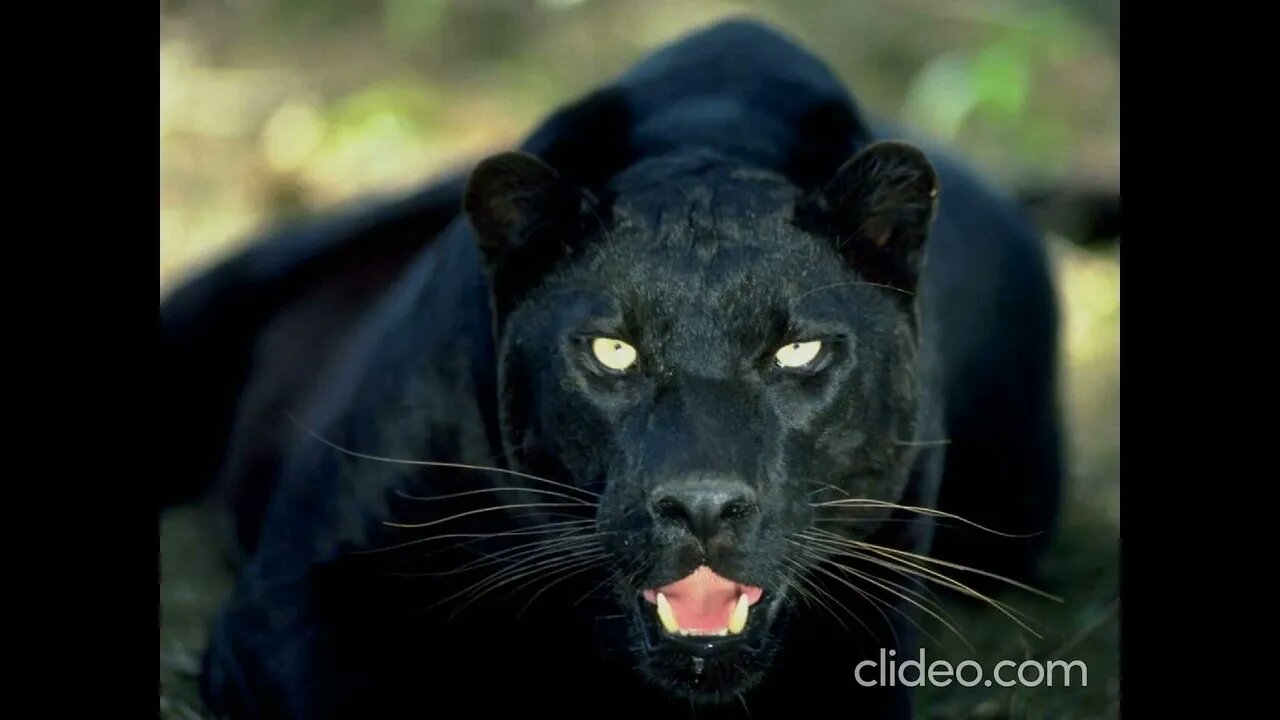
728, 593, 749, 634
656, 592, 680, 634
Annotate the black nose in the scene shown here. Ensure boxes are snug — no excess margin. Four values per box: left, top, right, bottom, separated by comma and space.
649, 475, 758, 544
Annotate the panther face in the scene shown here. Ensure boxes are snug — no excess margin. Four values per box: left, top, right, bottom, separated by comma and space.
463, 142, 938, 702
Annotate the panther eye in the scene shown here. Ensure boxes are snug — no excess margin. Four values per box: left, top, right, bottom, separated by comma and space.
774, 340, 822, 369
591, 337, 638, 372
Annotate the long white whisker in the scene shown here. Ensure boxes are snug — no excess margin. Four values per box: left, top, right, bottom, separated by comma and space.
802, 531, 1044, 634
794, 537, 976, 647
396, 486, 596, 506
443, 550, 607, 618
397, 532, 600, 578
779, 557, 871, 640
810, 498, 1044, 539
808, 527, 1060, 602
353, 519, 595, 556
286, 412, 599, 499
383, 502, 590, 530
789, 546, 912, 649
517, 560, 607, 618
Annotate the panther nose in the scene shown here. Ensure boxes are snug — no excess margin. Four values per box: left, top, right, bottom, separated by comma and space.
649, 476, 759, 544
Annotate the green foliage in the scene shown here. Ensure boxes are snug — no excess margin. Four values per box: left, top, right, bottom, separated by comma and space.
900, 4, 1103, 175
382, 0, 447, 51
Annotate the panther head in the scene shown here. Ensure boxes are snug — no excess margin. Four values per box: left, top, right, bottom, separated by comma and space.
463, 141, 939, 702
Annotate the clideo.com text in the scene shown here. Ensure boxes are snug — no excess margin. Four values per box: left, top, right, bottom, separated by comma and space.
855, 649, 1088, 688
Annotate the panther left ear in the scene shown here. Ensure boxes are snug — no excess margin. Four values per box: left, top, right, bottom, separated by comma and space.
815, 140, 940, 293
464, 151, 593, 275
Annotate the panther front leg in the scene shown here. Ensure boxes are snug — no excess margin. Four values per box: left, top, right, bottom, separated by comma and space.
199, 451, 414, 718
200, 554, 359, 719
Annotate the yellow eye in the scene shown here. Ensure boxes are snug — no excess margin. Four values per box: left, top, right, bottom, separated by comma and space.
775, 340, 822, 368
591, 337, 638, 372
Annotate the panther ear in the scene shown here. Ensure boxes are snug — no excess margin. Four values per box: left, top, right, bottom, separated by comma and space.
463, 151, 591, 274
818, 140, 939, 293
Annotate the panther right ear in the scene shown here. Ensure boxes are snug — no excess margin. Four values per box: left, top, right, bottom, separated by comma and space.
464, 151, 593, 276
813, 140, 940, 294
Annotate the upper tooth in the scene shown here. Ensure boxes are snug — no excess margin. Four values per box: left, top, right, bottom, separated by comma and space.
656, 592, 679, 634
728, 593, 749, 635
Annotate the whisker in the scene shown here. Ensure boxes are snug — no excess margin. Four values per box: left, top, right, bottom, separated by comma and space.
812, 516, 959, 528
793, 538, 975, 649
856, 548, 1040, 636
383, 502, 590, 530
806, 480, 853, 498
779, 558, 870, 640
396, 533, 600, 578
801, 529, 1048, 637
574, 568, 622, 607
820, 539, 1038, 621
862, 551, 963, 630
808, 527, 1060, 602
788, 546, 908, 649
821, 549, 962, 621
445, 527, 596, 561
353, 518, 595, 556
396, 486, 596, 506
516, 560, 608, 618
463, 552, 607, 617
809, 498, 1045, 539
834, 562, 968, 651
794, 279, 915, 302
891, 439, 952, 447
474, 541, 604, 583
285, 412, 600, 499
432, 547, 606, 616
789, 540, 954, 650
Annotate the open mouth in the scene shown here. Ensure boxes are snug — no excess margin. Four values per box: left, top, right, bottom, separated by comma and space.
640, 566, 768, 647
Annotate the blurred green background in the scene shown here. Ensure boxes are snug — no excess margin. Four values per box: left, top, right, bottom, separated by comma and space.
159, 2, 1119, 718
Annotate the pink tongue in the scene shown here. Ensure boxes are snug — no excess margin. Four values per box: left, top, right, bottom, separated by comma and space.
643, 566, 765, 631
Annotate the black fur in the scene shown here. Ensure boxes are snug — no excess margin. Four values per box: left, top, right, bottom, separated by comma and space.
161, 19, 1062, 719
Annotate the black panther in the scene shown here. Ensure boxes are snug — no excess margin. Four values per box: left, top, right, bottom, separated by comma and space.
160, 19, 1063, 719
